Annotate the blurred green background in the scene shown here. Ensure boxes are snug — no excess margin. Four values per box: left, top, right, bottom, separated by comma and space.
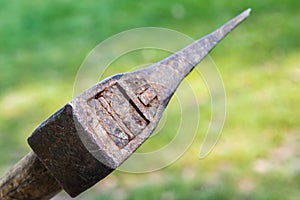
0, 0, 299, 199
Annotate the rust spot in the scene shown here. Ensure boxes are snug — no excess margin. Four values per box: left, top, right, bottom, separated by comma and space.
138, 87, 157, 106
90, 82, 153, 148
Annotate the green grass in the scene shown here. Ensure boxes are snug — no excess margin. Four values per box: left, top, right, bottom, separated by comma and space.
0, 0, 299, 199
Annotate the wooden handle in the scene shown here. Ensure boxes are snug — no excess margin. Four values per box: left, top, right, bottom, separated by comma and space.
0, 152, 62, 200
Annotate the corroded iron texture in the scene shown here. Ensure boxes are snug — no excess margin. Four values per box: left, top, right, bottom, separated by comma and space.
25, 9, 251, 198
28, 106, 114, 197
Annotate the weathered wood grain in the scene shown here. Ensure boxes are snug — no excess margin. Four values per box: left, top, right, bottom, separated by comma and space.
0, 152, 62, 200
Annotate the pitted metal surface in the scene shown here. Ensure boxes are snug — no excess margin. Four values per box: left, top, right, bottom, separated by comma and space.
89, 80, 157, 148
26, 9, 251, 197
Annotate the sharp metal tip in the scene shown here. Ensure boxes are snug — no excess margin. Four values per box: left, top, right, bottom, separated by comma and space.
223, 8, 251, 31
245, 8, 252, 16
142, 9, 251, 103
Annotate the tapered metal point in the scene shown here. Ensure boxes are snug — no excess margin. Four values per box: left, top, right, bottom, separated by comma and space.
137, 8, 252, 104
1, 9, 251, 199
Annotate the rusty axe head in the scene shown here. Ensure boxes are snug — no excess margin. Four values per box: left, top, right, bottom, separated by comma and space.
28, 9, 251, 197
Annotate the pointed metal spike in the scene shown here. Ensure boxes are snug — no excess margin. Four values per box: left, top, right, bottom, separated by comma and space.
26, 9, 251, 197
138, 8, 251, 104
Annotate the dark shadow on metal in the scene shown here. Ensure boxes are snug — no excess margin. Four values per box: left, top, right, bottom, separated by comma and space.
0, 9, 251, 199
